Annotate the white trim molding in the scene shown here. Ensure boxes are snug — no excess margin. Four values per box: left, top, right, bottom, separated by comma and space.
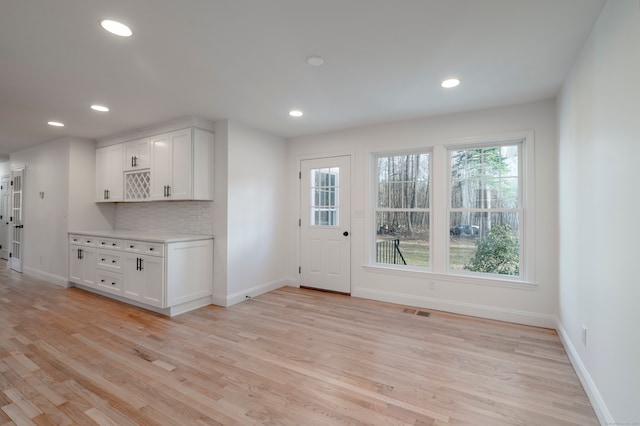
556, 320, 613, 425
352, 287, 556, 328
222, 278, 293, 307
23, 267, 70, 288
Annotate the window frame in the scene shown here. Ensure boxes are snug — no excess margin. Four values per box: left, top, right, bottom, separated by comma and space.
446, 140, 525, 279
372, 149, 433, 270
367, 131, 536, 286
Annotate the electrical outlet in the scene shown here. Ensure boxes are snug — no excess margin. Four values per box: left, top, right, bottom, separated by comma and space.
581, 325, 587, 347
428, 280, 435, 290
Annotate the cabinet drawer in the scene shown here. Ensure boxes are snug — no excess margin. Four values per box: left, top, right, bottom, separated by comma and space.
96, 250, 123, 271
69, 235, 96, 246
96, 238, 122, 250
96, 270, 123, 296
123, 240, 164, 257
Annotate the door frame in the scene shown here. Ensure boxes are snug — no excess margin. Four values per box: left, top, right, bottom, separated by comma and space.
0, 174, 10, 260
297, 151, 354, 292
10, 167, 25, 273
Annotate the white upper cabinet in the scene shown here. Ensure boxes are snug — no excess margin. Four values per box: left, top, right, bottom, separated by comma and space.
95, 121, 214, 203
123, 138, 150, 171
150, 128, 214, 201
95, 144, 123, 202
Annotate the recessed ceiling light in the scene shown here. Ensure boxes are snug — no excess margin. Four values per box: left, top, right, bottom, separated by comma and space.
306, 56, 325, 66
91, 105, 110, 112
47, 121, 64, 127
441, 78, 461, 88
100, 19, 132, 37
289, 110, 303, 117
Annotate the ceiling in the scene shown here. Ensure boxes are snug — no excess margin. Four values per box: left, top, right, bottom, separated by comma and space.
0, 0, 606, 155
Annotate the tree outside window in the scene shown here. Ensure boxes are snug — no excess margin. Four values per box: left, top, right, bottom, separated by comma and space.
449, 144, 522, 276
375, 152, 430, 267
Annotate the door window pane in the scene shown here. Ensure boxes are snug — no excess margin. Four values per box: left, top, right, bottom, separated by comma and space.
310, 167, 339, 226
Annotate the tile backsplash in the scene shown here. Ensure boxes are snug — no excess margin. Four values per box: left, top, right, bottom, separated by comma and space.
115, 201, 213, 235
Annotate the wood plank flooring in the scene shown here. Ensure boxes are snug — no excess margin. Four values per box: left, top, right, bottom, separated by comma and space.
0, 265, 597, 425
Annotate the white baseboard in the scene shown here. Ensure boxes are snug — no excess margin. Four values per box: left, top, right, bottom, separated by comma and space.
210, 293, 228, 307
352, 287, 557, 328
556, 320, 613, 425
225, 278, 292, 307
23, 267, 70, 288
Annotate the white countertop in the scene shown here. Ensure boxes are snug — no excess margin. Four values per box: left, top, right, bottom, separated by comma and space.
70, 230, 214, 243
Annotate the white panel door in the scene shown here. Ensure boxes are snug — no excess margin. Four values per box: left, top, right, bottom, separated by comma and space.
0, 176, 9, 259
300, 156, 351, 293
10, 168, 24, 273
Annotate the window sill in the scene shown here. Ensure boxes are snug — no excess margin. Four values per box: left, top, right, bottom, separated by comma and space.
362, 264, 538, 290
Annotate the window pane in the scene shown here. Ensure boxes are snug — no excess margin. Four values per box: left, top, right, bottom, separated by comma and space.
310, 167, 339, 226
451, 145, 519, 209
376, 211, 430, 267
449, 212, 520, 276
377, 153, 430, 208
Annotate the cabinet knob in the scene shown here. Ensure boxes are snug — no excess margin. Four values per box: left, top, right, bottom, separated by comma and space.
112, 260, 116, 263
101, 258, 105, 261
101, 279, 105, 283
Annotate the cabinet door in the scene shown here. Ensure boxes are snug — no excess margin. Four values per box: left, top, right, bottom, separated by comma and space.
123, 253, 144, 301
69, 246, 83, 283
123, 253, 165, 308
150, 133, 172, 200
95, 145, 123, 202
169, 129, 193, 200
140, 255, 164, 308
95, 148, 110, 202
81, 247, 96, 287
123, 138, 150, 171
108, 146, 124, 201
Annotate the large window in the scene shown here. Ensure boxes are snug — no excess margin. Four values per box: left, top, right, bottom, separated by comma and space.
375, 152, 430, 267
370, 134, 532, 283
449, 143, 522, 276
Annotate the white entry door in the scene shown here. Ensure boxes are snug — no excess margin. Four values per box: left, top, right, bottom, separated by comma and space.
0, 176, 9, 260
10, 168, 24, 273
300, 156, 351, 293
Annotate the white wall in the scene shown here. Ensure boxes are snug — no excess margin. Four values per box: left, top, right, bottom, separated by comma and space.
11, 139, 71, 284
68, 138, 114, 232
225, 120, 290, 305
287, 99, 558, 327
212, 120, 229, 304
10, 137, 113, 286
557, 0, 640, 423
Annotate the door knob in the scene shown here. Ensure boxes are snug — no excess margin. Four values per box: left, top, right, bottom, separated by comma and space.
343, 231, 349, 236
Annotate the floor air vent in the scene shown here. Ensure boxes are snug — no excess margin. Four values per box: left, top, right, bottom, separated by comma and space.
404, 308, 431, 317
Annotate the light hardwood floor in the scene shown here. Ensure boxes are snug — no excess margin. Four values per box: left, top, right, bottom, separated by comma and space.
0, 265, 597, 425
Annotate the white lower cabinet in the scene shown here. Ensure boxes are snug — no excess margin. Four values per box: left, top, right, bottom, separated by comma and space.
69, 233, 213, 316
123, 253, 164, 308
69, 244, 96, 288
